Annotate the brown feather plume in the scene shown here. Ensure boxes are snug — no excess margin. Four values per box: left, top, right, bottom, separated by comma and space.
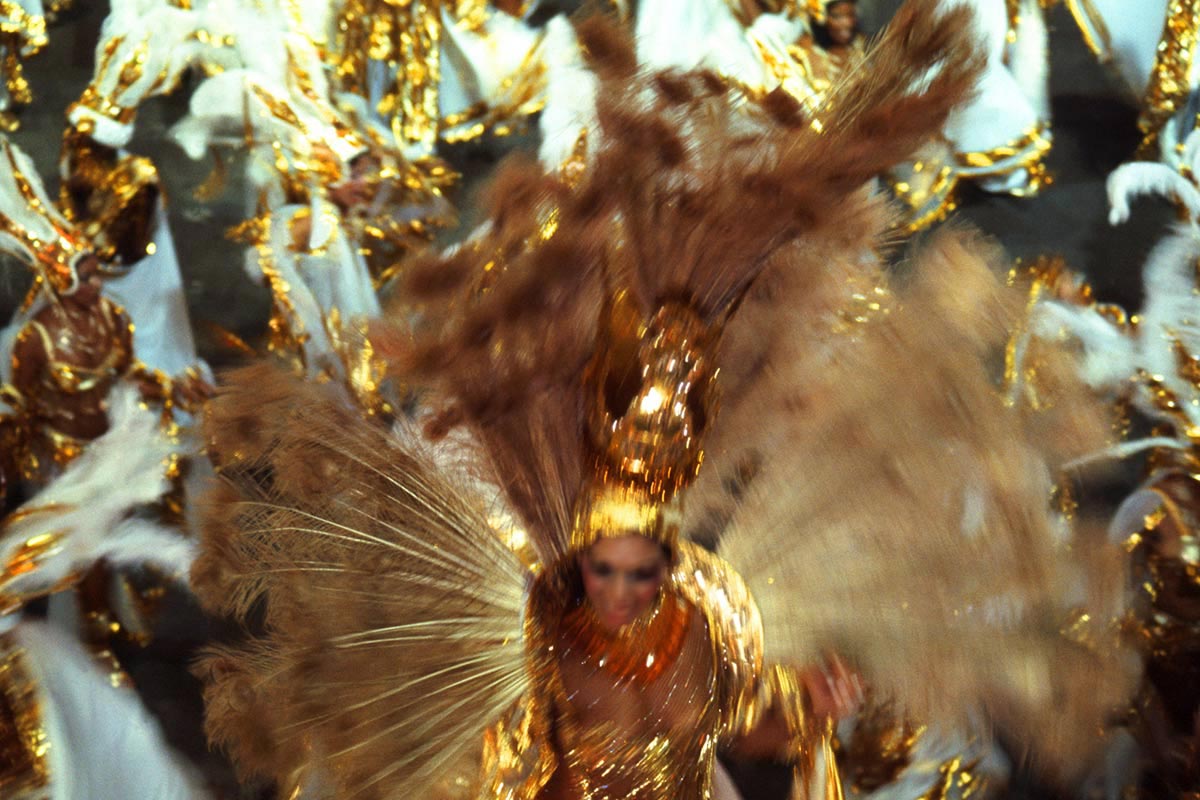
193, 365, 529, 798
386, 0, 984, 563
195, 3, 1041, 794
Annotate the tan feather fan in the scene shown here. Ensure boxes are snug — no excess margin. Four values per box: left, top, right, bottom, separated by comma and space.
711, 231, 1136, 779
193, 366, 529, 799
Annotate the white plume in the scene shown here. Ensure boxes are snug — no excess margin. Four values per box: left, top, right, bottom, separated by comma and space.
0, 385, 193, 602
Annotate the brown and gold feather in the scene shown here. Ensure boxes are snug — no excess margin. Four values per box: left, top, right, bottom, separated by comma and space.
386, 0, 983, 564
189, 1, 1131, 793
193, 366, 529, 799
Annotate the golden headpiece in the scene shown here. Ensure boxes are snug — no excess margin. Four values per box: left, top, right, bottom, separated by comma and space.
570, 294, 719, 552
0, 137, 91, 295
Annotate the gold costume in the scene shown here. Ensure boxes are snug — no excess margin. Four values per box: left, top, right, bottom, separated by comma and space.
0, 1, 45, 129
192, 7, 1131, 800
58, 128, 161, 269
0, 137, 190, 483
480, 542, 777, 800
0, 633, 46, 799
1112, 464, 1200, 797
9, 293, 135, 471
334, 0, 546, 151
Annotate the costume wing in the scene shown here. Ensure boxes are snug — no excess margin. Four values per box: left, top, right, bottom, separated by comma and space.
193, 366, 531, 799
710, 232, 1135, 776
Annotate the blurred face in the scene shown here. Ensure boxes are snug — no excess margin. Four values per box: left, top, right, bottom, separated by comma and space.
329, 154, 381, 213
826, 2, 858, 46
350, 153, 381, 181
581, 536, 669, 633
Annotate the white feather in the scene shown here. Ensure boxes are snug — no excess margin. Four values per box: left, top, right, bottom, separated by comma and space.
1062, 142, 1200, 448
73, 5, 217, 146
1031, 301, 1137, 389
0, 385, 191, 599
1007, 0, 1050, 119
1107, 162, 1200, 225
537, 16, 597, 171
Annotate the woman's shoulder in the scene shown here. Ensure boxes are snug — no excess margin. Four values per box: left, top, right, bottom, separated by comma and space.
673, 541, 764, 670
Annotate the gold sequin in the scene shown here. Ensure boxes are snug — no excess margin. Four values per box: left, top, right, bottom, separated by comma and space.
1137, 0, 1200, 156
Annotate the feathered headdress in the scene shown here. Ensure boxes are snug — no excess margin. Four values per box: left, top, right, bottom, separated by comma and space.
398, 3, 983, 566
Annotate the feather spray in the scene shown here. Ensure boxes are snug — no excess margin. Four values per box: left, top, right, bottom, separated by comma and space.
712, 231, 1133, 777
389, 0, 985, 564
194, 1, 1130, 795
193, 367, 529, 799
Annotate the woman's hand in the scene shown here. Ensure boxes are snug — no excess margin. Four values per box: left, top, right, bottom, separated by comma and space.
800, 654, 864, 721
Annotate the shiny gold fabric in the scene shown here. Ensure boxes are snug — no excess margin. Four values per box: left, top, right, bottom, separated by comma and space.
0, 1, 46, 128
1136, 0, 1200, 156
0, 635, 48, 800
482, 542, 793, 800
59, 129, 161, 268
8, 295, 134, 479
1115, 468, 1200, 796
335, 0, 444, 151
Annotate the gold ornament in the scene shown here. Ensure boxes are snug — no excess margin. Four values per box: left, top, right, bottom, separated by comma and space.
571, 298, 718, 552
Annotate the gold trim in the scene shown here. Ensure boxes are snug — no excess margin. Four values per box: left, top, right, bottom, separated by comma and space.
913, 756, 984, 800
1062, 0, 1115, 61
1136, 0, 1200, 156
438, 30, 549, 145
0, 635, 50, 799
955, 123, 1052, 176
887, 159, 961, 234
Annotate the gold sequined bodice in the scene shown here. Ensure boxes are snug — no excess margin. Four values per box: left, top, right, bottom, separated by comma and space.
484, 543, 765, 800
552, 597, 721, 799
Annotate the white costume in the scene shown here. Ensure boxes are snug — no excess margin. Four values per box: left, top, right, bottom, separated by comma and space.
169, 14, 392, 405
0, 0, 45, 123
941, 0, 1051, 194
63, 0, 213, 382
0, 386, 205, 800
1022, 127, 1200, 446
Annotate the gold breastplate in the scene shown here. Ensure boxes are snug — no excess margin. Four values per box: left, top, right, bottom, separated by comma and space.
554, 594, 720, 799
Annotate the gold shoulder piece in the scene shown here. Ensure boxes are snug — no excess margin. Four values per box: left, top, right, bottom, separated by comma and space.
673, 540, 765, 732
